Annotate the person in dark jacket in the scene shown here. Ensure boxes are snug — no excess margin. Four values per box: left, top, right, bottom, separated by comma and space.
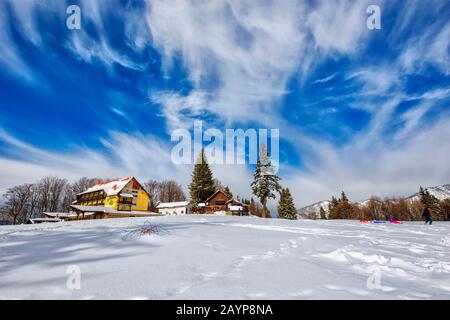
422, 206, 432, 225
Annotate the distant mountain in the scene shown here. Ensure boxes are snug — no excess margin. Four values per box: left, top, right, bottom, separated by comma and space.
297, 200, 330, 219
298, 184, 450, 219
407, 184, 450, 202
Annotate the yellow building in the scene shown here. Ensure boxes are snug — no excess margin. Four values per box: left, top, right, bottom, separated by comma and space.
68, 177, 153, 220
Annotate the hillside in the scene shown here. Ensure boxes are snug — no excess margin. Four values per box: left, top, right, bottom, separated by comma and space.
407, 185, 450, 202
1, 215, 450, 299
297, 200, 330, 219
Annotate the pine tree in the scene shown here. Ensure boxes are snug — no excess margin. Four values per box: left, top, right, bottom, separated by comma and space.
251, 144, 282, 218
224, 186, 233, 199
419, 186, 444, 220
340, 191, 349, 204
328, 196, 339, 219
320, 206, 327, 220
189, 149, 215, 208
277, 188, 297, 220
329, 192, 355, 219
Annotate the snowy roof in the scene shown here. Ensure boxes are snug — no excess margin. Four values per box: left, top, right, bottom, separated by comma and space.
77, 177, 134, 196
26, 218, 62, 224
43, 212, 74, 218
157, 201, 190, 209
228, 205, 244, 211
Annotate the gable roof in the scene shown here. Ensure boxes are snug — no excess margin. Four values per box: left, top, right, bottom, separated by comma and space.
77, 177, 134, 196
205, 190, 232, 203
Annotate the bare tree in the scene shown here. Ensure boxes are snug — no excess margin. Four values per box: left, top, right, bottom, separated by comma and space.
2, 184, 33, 224
144, 180, 161, 211
362, 197, 384, 220
26, 184, 40, 220
144, 180, 186, 210
36, 177, 68, 214
213, 178, 224, 192
71, 177, 103, 195
440, 199, 450, 221
159, 180, 186, 203
61, 177, 103, 211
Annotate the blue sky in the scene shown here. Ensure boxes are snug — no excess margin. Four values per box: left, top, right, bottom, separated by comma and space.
0, 0, 449, 206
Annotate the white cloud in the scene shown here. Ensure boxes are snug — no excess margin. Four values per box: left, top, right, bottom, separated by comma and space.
146, 0, 378, 134
347, 68, 400, 98
0, 2, 36, 82
307, 0, 370, 54
394, 103, 432, 141
147, 0, 308, 125
312, 72, 337, 84
151, 90, 210, 132
400, 22, 450, 75
66, 33, 145, 71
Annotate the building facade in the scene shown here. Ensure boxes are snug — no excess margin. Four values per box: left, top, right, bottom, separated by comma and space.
157, 201, 190, 215
73, 177, 150, 212
195, 190, 248, 215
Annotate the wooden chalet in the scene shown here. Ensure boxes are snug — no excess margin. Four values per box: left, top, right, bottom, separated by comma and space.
195, 190, 249, 216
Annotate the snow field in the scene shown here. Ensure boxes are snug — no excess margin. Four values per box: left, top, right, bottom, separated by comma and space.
0, 215, 449, 299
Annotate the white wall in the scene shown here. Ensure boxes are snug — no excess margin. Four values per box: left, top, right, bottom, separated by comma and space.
159, 207, 188, 215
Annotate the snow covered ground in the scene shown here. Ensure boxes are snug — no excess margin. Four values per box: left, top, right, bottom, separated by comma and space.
1, 215, 450, 300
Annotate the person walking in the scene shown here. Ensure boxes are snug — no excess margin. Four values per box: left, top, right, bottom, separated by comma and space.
422, 206, 433, 225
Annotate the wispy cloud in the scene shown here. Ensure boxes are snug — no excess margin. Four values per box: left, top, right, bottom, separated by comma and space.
312, 72, 337, 85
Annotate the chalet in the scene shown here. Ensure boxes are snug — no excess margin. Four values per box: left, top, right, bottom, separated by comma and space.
157, 201, 190, 215
66, 177, 154, 220
195, 190, 248, 216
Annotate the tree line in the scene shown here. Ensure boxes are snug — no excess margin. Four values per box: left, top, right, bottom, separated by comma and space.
0, 177, 101, 225
305, 188, 450, 221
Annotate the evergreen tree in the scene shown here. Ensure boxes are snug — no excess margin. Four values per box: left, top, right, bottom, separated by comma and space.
224, 186, 233, 199
251, 144, 282, 218
419, 186, 444, 220
188, 149, 215, 208
277, 188, 297, 220
328, 196, 339, 219
320, 206, 327, 220
340, 191, 349, 204
329, 192, 355, 219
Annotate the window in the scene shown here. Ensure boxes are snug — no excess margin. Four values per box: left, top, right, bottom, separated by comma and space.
216, 201, 225, 205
